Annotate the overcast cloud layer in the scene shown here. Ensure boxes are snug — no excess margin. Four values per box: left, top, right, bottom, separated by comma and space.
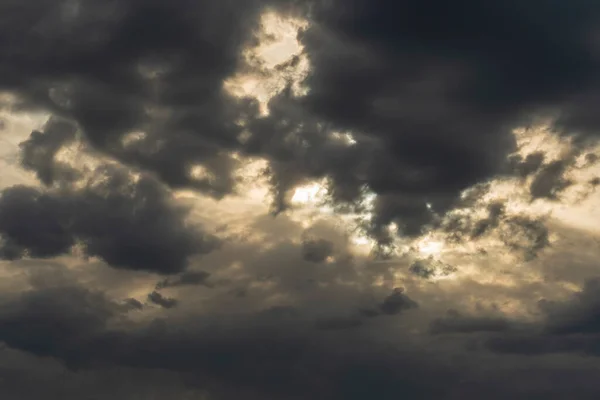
1, 0, 600, 399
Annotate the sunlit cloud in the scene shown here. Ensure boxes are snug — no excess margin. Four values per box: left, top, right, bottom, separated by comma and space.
224, 12, 310, 116
415, 236, 445, 257
290, 181, 324, 205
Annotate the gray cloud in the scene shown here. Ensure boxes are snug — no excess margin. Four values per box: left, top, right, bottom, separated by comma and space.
315, 316, 363, 331
301, 237, 334, 263
529, 159, 573, 200
19, 118, 79, 186
440, 199, 551, 260
2, 0, 598, 247
0, 186, 75, 259
0, 286, 121, 367
123, 298, 144, 311
156, 271, 212, 289
430, 310, 510, 335
147, 291, 178, 309
509, 151, 546, 178
0, 222, 600, 399
1, 0, 597, 244
409, 258, 457, 280
0, 165, 220, 273
0, 283, 450, 399
379, 288, 419, 315
483, 277, 600, 357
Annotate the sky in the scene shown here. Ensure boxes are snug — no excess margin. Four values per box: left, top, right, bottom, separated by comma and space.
1, 0, 600, 399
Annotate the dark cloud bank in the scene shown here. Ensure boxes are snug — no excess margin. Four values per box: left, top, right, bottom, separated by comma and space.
1, 0, 600, 399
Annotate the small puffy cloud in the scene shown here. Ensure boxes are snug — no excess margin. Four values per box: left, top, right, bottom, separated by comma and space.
301, 237, 334, 263
156, 271, 212, 289
19, 118, 79, 185
379, 288, 419, 316
147, 291, 178, 309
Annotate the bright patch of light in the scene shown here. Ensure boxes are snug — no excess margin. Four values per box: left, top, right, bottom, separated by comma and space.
189, 164, 216, 183
255, 13, 308, 68
513, 122, 572, 162
224, 11, 310, 115
286, 180, 334, 229
330, 131, 357, 146
346, 192, 377, 252
291, 182, 323, 205
121, 130, 147, 147
352, 236, 373, 247
416, 238, 444, 256
54, 141, 103, 172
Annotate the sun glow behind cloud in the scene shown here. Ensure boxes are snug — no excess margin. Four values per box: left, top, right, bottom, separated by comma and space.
224, 12, 310, 116
222, 9, 600, 271
290, 182, 323, 205
415, 237, 445, 256
0, 10, 598, 304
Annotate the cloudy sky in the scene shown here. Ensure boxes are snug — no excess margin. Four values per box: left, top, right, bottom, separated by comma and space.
1, 0, 600, 398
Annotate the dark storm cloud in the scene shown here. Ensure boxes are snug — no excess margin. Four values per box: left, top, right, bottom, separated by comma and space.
301, 237, 334, 263
1, 233, 600, 399
540, 278, 600, 335
511, 145, 597, 202
0, 165, 219, 274
470, 202, 505, 239
0, 283, 456, 400
4, 273, 599, 400
4, 0, 600, 398
499, 216, 550, 260
430, 310, 510, 335
0, 0, 299, 198
379, 288, 419, 315
2, 0, 598, 243
155, 270, 212, 289
19, 117, 79, 185
585, 153, 599, 165
314, 316, 363, 330
270, 0, 600, 234
529, 159, 573, 200
0, 286, 121, 366
509, 152, 546, 178
409, 258, 457, 280
482, 278, 600, 357
0, 362, 212, 400
147, 291, 178, 309
439, 197, 550, 259
485, 330, 600, 356
0, 0, 595, 245
0, 186, 75, 259
123, 298, 144, 311
312, 288, 419, 324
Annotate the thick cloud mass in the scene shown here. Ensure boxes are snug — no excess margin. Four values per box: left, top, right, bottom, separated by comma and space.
19, 118, 79, 185
2, 0, 599, 233
0, 165, 219, 273
2, 0, 600, 399
0, 285, 442, 399
301, 237, 334, 263
483, 279, 600, 357
1, 0, 274, 197
291, 0, 600, 231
